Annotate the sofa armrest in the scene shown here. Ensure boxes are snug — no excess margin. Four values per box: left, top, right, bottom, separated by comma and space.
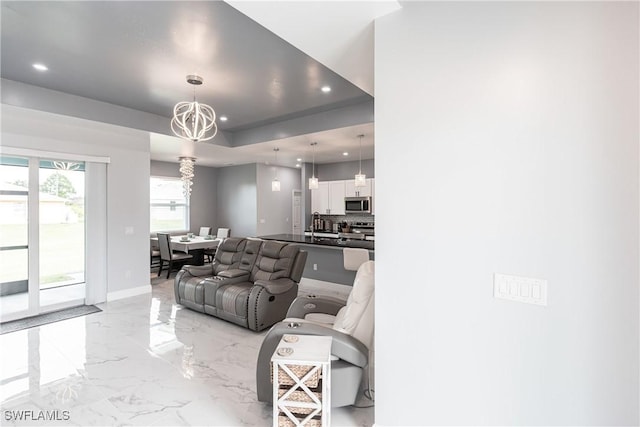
256, 319, 369, 404
254, 278, 295, 295
217, 269, 249, 279
203, 274, 249, 287
269, 321, 368, 367
182, 264, 213, 277
286, 295, 346, 318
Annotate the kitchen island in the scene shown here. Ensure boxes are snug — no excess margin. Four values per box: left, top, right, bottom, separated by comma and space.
259, 234, 374, 286
259, 233, 374, 250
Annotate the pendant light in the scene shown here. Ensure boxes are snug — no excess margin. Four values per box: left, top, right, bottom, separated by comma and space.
179, 156, 196, 198
271, 148, 281, 192
171, 75, 217, 142
355, 134, 366, 187
308, 142, 319, 190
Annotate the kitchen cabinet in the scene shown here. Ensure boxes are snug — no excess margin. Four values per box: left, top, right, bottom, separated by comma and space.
311, 180, 345, 215
345, 178, 373, 197
328, 181, 346, 215
311, 182, 329, 214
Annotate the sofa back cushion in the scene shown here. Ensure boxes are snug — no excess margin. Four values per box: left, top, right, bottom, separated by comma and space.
213, 238, 246, 275
333, 260, 375, 349
239, 239, 262, 272
251, 241, 300, 282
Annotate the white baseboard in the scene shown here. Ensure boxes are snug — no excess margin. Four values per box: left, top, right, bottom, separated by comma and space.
107, 285, 151, 302
298, 277, 352, 300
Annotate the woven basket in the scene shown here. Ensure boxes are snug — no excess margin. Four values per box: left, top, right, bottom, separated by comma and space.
278, 414, 322, 427
278, 389, 322, 409
271, 364, 320, 388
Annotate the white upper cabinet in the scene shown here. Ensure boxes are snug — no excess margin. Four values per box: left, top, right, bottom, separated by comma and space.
345, 178, 373, 198
311, 180, 346, 215
311, 181, 329, 214
312, 179, 375, 215
328, 181, 346, 215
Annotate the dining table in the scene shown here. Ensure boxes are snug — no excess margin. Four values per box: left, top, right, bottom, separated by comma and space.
151, 235, 222, 266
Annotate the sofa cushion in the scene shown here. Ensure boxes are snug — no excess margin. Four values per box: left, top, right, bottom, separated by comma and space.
212, 238, 246, 275
239, 239, 261, 272
251, 242, 300, 282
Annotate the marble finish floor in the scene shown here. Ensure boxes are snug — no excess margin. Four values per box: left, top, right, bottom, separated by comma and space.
0, 276, 373, 426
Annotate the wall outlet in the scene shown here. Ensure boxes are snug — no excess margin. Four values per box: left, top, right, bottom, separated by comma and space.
494, 273, 547, 306
124, 226, 134, 235
313, 264, 317, 271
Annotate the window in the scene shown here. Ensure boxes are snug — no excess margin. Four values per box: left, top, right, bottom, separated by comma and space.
150, 176, 189, 232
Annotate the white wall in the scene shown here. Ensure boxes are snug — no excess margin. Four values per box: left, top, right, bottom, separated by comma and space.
1, 104, 151, 296
375, 2, 639, 425
256, 163, 301, 236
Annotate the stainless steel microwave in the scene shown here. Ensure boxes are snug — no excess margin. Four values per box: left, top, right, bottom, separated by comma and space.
345, 197, 371, 214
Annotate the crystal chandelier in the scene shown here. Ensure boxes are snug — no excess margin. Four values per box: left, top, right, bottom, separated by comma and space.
308, 142, 318, 190
171, 75, 217, 142
271, 148, 281, 192
179, 157, 196, 198
355, 134, 366, 187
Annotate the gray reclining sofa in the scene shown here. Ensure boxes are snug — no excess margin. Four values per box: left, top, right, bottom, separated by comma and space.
174, 237, 308, 331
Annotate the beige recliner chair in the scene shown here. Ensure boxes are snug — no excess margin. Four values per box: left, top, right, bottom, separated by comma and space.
255, 260, 374, 407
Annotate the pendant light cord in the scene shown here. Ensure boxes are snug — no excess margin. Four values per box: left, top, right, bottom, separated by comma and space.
358, 135, 363, 174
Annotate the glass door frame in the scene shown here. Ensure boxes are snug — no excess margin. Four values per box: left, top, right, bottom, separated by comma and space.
0, 156, 86, 323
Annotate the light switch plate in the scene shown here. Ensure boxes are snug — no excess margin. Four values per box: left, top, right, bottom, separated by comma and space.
494, 273, 547, 306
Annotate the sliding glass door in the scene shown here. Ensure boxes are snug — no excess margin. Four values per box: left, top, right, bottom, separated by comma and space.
0, 157, 29, 317
0, 156, 86, 322
38, 160, 86, 311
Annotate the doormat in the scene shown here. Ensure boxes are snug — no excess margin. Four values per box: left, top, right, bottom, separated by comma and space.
0, 305, 102, 335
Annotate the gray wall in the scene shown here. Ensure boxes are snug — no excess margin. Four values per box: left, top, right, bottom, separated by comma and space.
301, 163, 313, 232
256, 163, 301, 236
216, 164, 257, 238
2, 104, 150, 296
316, 159, 374, 181
299, 244, 374, 286
150, 160, 218, 233
375, 2, 639, 425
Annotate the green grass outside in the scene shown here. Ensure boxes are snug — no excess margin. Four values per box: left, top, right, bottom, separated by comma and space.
0, 223, 84, 285
151, 219, 187, 232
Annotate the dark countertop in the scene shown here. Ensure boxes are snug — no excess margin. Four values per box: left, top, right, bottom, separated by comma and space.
259, 234, 375, 251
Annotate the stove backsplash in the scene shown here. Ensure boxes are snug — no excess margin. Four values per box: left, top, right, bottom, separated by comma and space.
311, 213, 375, 233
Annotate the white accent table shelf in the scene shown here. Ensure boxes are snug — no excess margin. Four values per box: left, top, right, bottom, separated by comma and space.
271, 334, 332, 427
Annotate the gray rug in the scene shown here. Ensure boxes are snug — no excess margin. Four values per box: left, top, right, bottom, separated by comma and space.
0, 305, 102, 335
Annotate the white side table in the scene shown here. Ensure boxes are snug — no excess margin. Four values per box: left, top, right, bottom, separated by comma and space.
271, 334, 332, 427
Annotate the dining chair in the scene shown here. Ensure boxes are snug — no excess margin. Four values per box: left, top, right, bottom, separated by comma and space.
343, 247, 370, 271
199, 226, 212, 237
157, 232, 194, 279
204, 227, 231, 262
216, 228, 230, 239
150, 245, 161, 269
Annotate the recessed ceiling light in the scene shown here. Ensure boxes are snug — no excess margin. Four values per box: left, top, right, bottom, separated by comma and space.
321, 86, 331, 93
32, 63, 48, 72
296, 158, 302, 162
295, 163, 301, 168
219, 116, 228, 122
343, 152, 349, 156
